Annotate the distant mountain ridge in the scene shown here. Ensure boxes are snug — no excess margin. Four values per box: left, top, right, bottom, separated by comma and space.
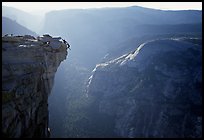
3, 4, 202, 138
41, 6, 202, 68
2, 6, 43, 33
2, 17, 38, 36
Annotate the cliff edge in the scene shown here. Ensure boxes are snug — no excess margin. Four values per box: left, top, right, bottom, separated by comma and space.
2, 34, 68, 137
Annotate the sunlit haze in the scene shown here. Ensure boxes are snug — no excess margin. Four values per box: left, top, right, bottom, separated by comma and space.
2, 0, 202, 138
2, 2, 202, 15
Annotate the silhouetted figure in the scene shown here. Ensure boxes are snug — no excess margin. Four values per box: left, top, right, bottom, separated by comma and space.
62, 39, 71, 50
62, 39, 66, 44
67, 43, 71, 50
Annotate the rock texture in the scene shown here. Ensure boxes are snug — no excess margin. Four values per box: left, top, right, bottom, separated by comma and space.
87, 38, 202, 138
2, 35, 68, 138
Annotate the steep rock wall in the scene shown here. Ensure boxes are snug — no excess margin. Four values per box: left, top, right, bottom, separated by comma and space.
87, 38, 202, 138
2, 35, 68, 138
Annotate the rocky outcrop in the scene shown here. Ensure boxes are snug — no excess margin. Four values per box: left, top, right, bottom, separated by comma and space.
2, 35, 68, 137
87, 38, 202, 138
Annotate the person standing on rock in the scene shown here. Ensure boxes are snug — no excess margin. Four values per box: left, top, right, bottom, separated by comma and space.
67, 43, 71, 50
62, 39, 71, 50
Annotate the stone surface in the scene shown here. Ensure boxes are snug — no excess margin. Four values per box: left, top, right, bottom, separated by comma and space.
87, 38, 202, 138
2, 35, 68, 138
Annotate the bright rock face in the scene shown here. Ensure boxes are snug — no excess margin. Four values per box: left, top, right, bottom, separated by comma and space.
87, 38, 202, 138
2, 35, 68, 138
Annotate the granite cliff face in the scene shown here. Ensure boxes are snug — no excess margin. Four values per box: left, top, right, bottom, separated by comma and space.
87, 38, 202, 138
2, 35, 68, 137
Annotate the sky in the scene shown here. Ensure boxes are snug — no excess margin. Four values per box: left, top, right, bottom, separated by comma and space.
2, 2, 202, 15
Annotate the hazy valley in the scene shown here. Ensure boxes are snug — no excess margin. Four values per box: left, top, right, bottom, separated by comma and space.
2, 4, 202, 138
